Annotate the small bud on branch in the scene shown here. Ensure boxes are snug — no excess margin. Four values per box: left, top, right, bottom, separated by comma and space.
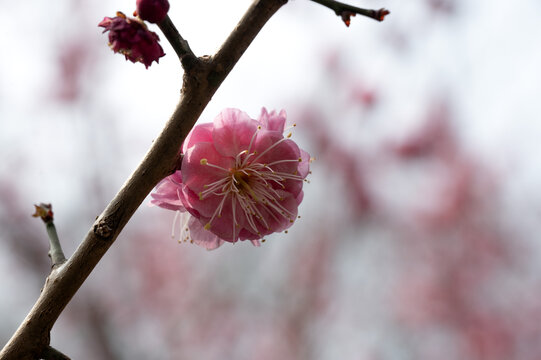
32, 203, 54, 223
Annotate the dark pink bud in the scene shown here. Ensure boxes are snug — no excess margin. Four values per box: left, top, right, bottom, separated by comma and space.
136, 0, 170, 24
98, 11, 165, 68
340, 11, 356, 27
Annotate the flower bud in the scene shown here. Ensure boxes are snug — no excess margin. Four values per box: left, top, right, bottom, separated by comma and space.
99, 12, 165, 68
136, 0, 170, 24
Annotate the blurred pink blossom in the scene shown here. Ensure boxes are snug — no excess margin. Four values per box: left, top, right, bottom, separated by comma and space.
152, 108, 310, 249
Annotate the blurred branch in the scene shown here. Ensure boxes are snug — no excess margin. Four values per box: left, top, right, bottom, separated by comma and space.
309, 0, 390, 25
0, 0, 287, 359
158, 15, 198, 70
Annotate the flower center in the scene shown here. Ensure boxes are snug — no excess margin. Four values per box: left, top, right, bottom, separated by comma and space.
197, 133, 305, 240
232, 169, 260, 201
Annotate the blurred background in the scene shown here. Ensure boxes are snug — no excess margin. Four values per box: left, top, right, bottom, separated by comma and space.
1, 0, 541, 359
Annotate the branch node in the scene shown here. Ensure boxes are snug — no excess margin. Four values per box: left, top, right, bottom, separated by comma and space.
94, 218, 114, 240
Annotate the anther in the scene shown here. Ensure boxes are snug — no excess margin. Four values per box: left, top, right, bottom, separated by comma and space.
200, 158, 208, 165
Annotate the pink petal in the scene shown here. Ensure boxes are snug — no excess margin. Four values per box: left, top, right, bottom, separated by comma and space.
254, 132, 301, 176
187, 216, 225, 250
239, 190, 299, 239
295, 190, 304, 205
297, 149, 311, 178
258, 107, 286, 133
199, 194, 247, 243
250, 239, 261, 247
182, 122, 213, 154
212, 108, 258, 157
182, 142, 234, 194
150, 172, 185, 210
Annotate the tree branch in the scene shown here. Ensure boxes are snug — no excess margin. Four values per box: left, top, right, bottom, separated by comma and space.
41, 346, 70, 360
158, 14, 198, 70
309, 0, 389, 25
0, 1, 288, 359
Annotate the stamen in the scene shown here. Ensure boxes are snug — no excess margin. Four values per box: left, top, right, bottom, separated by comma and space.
200, 158, 230, 172
251, 137, 289, 164
171, 210, 181, 239
232, 196, 237, 241
284, 123, 297, 132
242, 128, 260, 167
200, 177, 230, 199
206, 193, 229, 228
265, 158, 301, 167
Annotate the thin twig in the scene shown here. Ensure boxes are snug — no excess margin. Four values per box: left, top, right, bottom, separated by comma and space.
46, 223, 66, 268
158, 15, 198, 70
32, 203, 66, 268
309, 0, 389, 25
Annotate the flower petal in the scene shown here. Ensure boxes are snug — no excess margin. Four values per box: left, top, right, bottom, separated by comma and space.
150, 172, 185, 211
213, 108, 258, 157
187, 216, 225, 250
297, 148, 311, 178
239, 190, 299, 239
182, 122, 213, 154
258, 108, 286, 133
182, 142, 234, 194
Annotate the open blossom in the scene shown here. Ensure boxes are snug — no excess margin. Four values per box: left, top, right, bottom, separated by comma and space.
98, 12, 165, 68
151, 108, 310, 250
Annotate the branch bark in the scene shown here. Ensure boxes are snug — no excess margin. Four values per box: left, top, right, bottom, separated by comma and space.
309, 0, 390, 23
0, 1, 287, 358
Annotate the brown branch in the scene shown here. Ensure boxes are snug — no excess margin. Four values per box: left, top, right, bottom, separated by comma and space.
0, 1, 287, 359
158, 14, 198, 70
309, 0, 390, 25
41, 346, 70, 360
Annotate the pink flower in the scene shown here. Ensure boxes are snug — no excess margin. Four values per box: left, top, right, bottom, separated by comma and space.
98, 12, 165, 68
136, 0, 170, 24
151, 108, 310, 250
